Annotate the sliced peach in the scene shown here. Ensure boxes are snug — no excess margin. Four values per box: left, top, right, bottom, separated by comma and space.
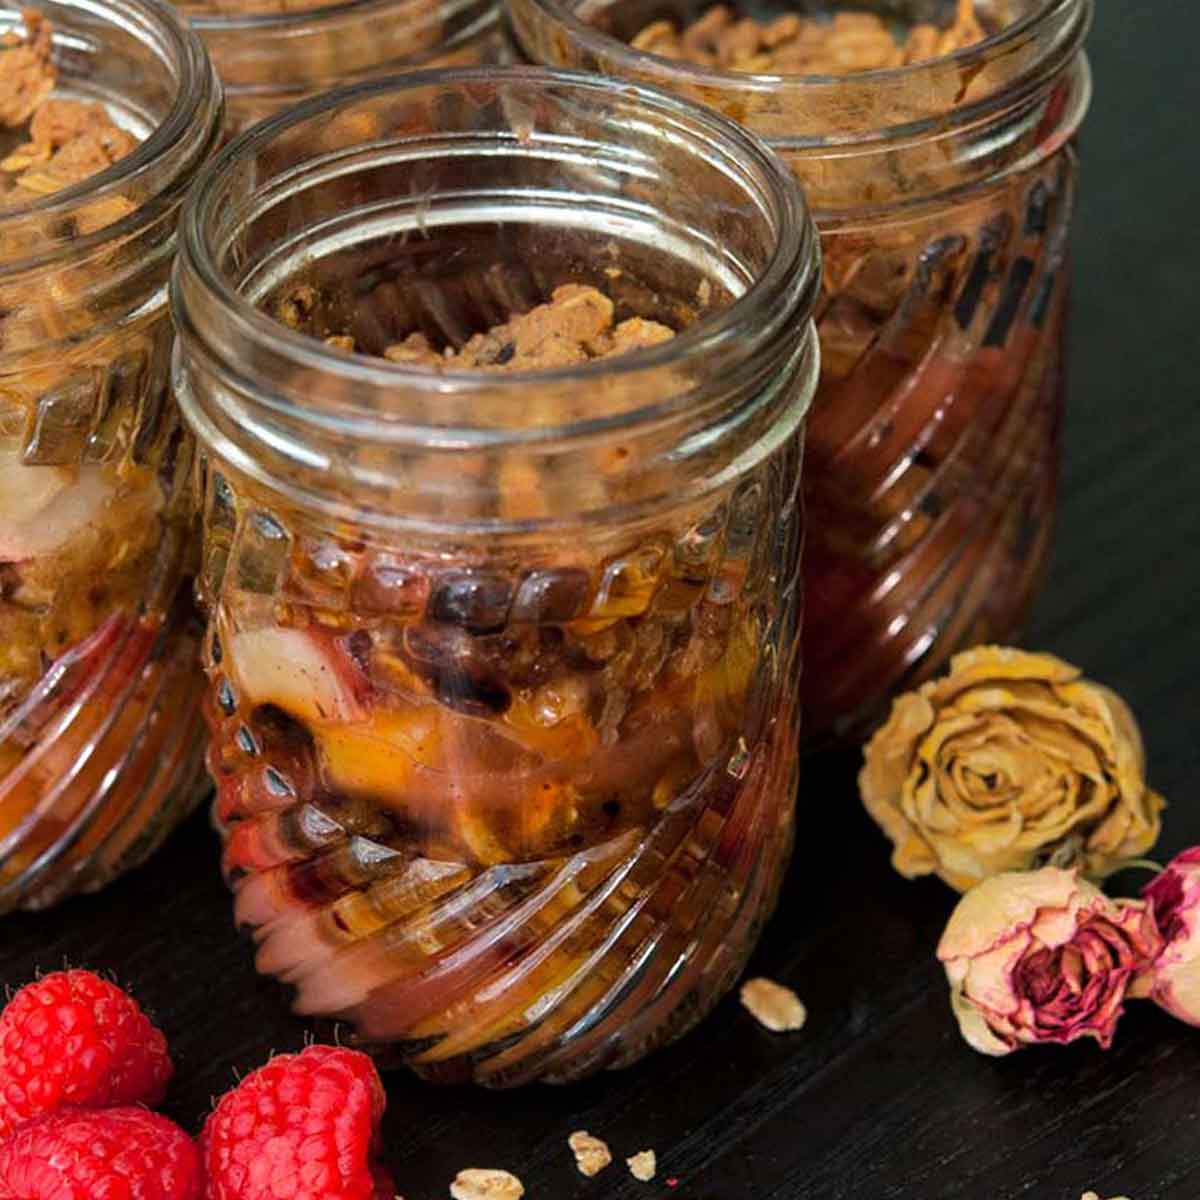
225, 626, 369, 725
503, 695, 598, 764
316, 706, 443, 798
0, 459, 114, 560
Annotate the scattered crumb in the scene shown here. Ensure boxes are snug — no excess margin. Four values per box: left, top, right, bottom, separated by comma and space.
627, 1150, 657, 1182
449, 1168, 525, 1200
1080, 1193, 1132, 1200
740, 976, 807, 1033
568, 1130, 612, 1177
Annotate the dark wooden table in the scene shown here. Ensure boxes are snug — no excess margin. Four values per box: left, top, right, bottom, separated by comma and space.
6, 5, 1200, 1198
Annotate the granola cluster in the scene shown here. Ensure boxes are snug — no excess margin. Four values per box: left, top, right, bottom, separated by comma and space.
281, 283, 677, 371
0, 12, 136, 211
740, 976, 808, 1032
631, 0, 986, 74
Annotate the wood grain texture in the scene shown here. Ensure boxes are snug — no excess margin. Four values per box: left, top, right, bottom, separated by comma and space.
4, 4, 1199, 1197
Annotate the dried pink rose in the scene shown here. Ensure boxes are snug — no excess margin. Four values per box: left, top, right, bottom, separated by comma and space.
1137, 847, 1200, 1025
937, 867, 1162, 1056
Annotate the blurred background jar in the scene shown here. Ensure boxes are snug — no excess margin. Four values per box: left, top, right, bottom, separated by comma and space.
173, 67, 820, 1084
177, 0, 507, 134
510, 0, 1093, 741
0, 0, 222, 912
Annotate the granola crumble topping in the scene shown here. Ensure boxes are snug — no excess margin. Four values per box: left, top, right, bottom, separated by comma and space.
630, 0, 987, 74
0, 12, 137, 211
281, 282, 676, 371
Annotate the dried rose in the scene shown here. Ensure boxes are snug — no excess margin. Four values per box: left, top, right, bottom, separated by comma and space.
1136, 847, 1200, 1025
860, 647, 1165, 893
937, 867, 1162, 1055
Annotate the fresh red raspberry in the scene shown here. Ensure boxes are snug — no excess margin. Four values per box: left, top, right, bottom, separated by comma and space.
0, 970, 172, 1138
201, 1045, 393, 1200
0, 1107, 203, 1200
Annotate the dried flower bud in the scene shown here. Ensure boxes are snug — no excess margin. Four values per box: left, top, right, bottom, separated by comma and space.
938, 867, 1162, 1056
1138, 847, 1200, 1025
860, 647, 1165, 893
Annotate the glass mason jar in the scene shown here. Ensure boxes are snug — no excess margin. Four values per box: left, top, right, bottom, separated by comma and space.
172, 67, 820, 1085
511, 0, 1093, 740
0, 0, 222, 913
177, 0, 507, 134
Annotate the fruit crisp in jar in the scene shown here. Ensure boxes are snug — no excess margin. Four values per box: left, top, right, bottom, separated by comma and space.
0, 2, 221, 912
511, 0, 1094, 740
173, 68, 820, 1084
174, 0, 508, 135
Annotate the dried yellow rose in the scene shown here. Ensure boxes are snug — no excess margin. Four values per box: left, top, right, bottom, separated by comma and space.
859, 647, 1165, 893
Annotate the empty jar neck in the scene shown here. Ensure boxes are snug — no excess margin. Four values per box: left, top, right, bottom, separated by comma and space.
172, 68, 821, 539
509, 0, 1093, 222
0, 1, 222, 366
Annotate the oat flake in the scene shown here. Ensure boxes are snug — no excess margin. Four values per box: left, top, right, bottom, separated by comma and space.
740, 977, 807, 1033
449, 1168, 525, 1200
568, 1130, 612, 1177
627, 1150, 657, 1182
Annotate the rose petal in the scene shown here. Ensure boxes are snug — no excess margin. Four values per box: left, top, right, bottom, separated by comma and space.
948, 985, 1015, 1056
938, 869, 1096, 961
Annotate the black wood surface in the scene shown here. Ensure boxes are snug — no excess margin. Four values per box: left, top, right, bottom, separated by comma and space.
5, 5, 1200, 1198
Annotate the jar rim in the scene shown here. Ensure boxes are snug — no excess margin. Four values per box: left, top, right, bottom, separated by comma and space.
513, 0, 1093, 146
0, 0, 220, 266
183, 0, 473, 31
175, 65, 820, 406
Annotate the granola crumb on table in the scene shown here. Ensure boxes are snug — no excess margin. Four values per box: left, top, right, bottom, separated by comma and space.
627, 1149, 657, 1182
568, 1130, 613, 1177
740, 976, 808, 1032
449, 1168, 525, 1200
631, 0, 987, 74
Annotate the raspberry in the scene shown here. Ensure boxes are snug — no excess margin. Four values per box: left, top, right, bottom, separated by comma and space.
0, 1108, 203, 1200
201, 1045, 393, 1200
0, 970, 172, 1138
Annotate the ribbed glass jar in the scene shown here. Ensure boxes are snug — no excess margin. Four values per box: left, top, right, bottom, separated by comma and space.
172, 67, 820, 1084
0, 0, 222, 913
176, 0, 507, 134
511, 0, 1092, 740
